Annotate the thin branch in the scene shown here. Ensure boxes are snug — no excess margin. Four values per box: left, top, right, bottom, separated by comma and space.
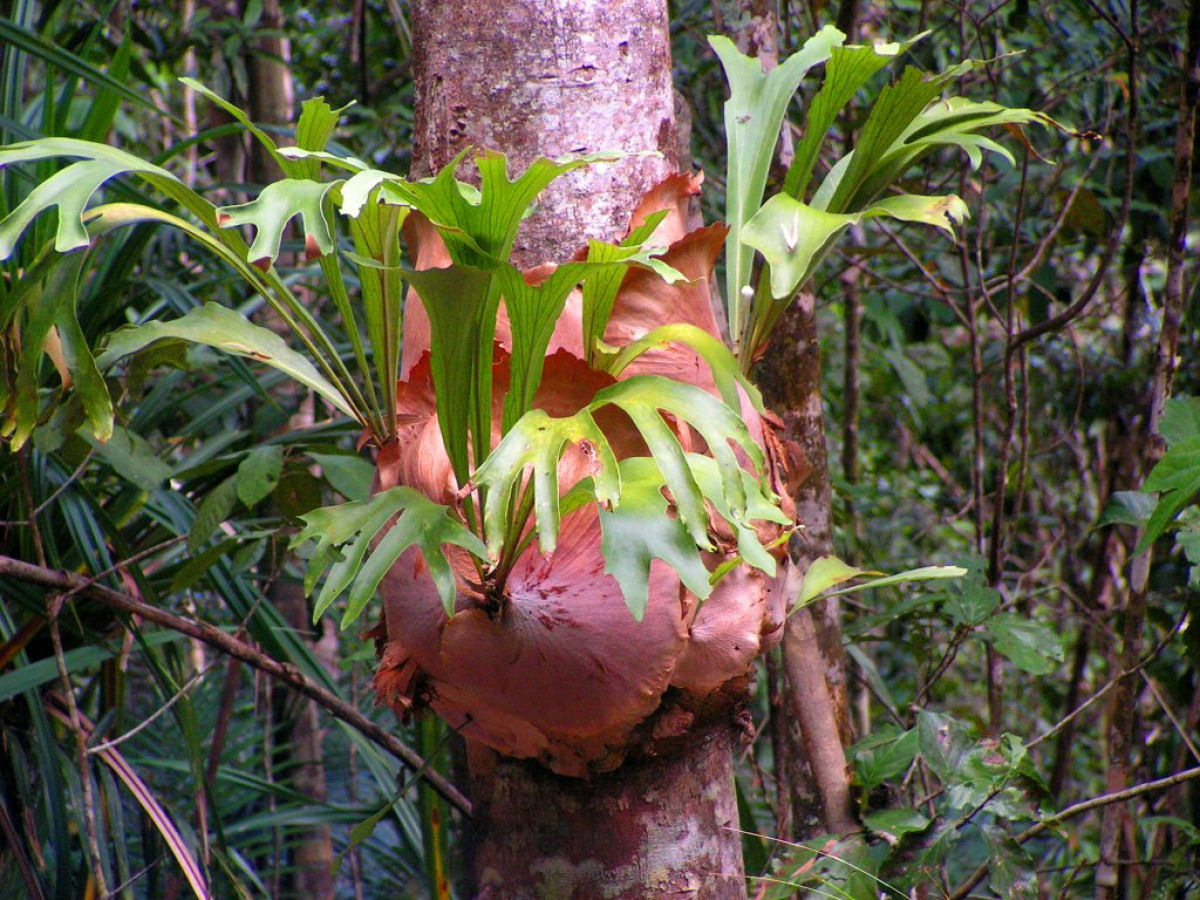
0, 553, 473, 818
949, 765, 1200, 900
47, 594, 110, 896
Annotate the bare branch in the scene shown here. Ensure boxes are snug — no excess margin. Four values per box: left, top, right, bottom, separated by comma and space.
0, 553, 473, 818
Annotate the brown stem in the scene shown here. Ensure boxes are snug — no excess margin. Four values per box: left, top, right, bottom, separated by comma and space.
781, 607, 857, 834
1098, 7, 1146, 893
48, 595, 109, 896
0, 554, 473, 817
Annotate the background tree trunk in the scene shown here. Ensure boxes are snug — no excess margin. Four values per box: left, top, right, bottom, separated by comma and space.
714, 0, 855, 840
245, 5, 336, 894
409, 1, 745, 895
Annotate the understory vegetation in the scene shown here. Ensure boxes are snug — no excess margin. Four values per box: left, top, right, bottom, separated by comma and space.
1, 0, 1197, 897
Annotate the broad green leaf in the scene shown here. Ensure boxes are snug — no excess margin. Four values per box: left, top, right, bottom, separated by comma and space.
822, 65, 947, 214
710, 26, 845, 348
404, 265, 499, 484
80, 423, 172, 492
784, 34, 926, 200
602, 322, 764, 414
381, 148, 624, 268
236, 445, 284, 507
687, 453, 788, 576
472, 407, 618, 557
1158, 394, 1200, 445
597, 458, 714, 621
309, 451, 375, 502
53, 267, 114, 443
501, 253, 686, 430
852, 727, 919, 789
917, 709, 973, 782
579, 209, 672, 364
1097, 490, 1156, 528
188, 476, 239, 552
1137, 436, 1200, 553
862, 808, 931, 841
293, 96, 352, 178
9, 250, 88, 449
497, 263, 589, 431
944, 579, 1002, 627
594, 375, 764, 545
293, 488, 486, 623
795, 556, 870, 607
217, 179, 339, 266
744, 190, 968, 300
985, 612, 1064, 675
0, 138, 180, 257
94, 302, 357, 420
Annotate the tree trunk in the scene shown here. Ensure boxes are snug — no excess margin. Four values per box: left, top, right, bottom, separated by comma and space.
408, 1, 746, 894
467, 727, 743, 899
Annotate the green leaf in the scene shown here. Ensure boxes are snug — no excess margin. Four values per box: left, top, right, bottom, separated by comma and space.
94, 302, 357, 420
594, 375, 764, 546
710, 26, 845, 348
687, 453, 788, 576
852, 727, 919, 789
784, 34, 926, 200
1158, 395, 1200, 445
744, 190, 968, 300
0, 18, 161, 117
80, 423, 172, 492
181, 78, 295, 177
985, 612, 1064, 675
500, 253, 686, 430
294, 96, 351, 177
9, 250, 90, 449
944, 579, 1001, 627
1138, 437, 1200, 552
597, 458, 714, 621
497, 263, 590, 431
169, 539, 240, 593
405, 148, 624, 267
579, 210, 677, 364
472, 407, 618, 558
217, 179, 339, 266
603, 322, 763, 414
189, 476, 239, 552
823, 66, 948, 214
1097, 490, 1156, 528
862, 808, 931, 842
795, 556, 871, 607
236, 445, 284, 507
293, 488, 486, 624
53, 272, 114, 444
309, 451, 375, 502
917, 710, 973, 782
404, 265, 500, 484
0, 138, 179, 257
1133, 396, 1200, 552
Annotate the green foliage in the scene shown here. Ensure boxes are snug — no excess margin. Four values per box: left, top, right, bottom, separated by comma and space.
294, 487, 486, 622
1135, 395, 1200, 552
713, 25, 1055, 364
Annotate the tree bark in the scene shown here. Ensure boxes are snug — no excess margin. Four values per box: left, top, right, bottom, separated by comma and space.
408, 0, 747, 893
468, 728, 744, 899
410, 0, 679, 268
